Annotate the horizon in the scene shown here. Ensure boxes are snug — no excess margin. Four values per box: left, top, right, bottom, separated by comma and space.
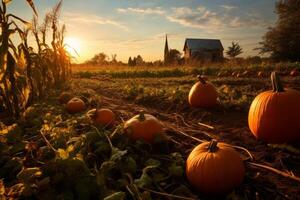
10, 0, 277, 63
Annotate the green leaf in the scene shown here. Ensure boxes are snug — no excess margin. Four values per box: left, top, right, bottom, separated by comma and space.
144, 159, 161, 168
134, 172, 152, 188
104, 192, 126, 200
168, 164, 184, 178
110, 147, 127, 161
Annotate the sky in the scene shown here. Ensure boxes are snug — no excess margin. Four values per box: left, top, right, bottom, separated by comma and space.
9, 0, 277, 63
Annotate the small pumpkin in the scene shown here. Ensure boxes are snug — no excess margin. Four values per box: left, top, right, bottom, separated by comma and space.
290, 69, 298, 77
66, 97, 86, 114
248, 72, 300, 143
186, 140, 245, 195
124, 112, 164, 143
188, 75, 218, 108
58, 92, 72, 104
88, 108, 115, 126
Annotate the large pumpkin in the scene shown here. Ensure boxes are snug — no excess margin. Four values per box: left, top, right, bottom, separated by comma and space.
88, 108, 115, 126
66, 97, 86, 114
248, 72, 300, 143
124, 112, 164, 143
186, 140, 245, 195
188, 75, 218, 108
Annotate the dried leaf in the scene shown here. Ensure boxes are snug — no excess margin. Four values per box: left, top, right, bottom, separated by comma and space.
26, 0, 38, 16
56, 148, 69, 160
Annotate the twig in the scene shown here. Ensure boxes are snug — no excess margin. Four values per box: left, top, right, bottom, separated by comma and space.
247, 162, 300, 183
140, 187, 198, 200
184, 129, 214, 140
174, 114, 195, 128
39, 130, 57, 152
168, 125, 207, 143
198, 122, 214, 130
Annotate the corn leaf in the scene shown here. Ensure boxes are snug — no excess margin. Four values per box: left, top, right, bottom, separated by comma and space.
7, 14, 30, 26
3, 0, 12, 4
25, 0, 38, 16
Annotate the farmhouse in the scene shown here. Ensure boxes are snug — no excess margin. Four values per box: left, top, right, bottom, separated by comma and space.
183, 38, 224, 62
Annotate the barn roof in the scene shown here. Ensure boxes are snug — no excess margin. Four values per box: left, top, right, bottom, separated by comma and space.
183, 38, 224, 51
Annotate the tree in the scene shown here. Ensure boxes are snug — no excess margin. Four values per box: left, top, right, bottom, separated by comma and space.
128, 57, 133, 66
168, 49, 181, 65
258, 0, 300, 61
135, 55, 144, 66
226, 42, 243, 58
86, 52, 108, 65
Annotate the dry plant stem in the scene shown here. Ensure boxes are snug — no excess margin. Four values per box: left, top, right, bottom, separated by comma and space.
91, 125, 113, 150
167, 125, 207, 143
223, 144, 254, 161
140, 187, 198, 200
248, 162, 300, 182
198, 122, 215, 130
39, 130, 57, 152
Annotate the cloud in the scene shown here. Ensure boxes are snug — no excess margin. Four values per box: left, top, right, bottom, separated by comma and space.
165, 6, 270, 31
166, 7, 223, 31
220, 5, 238, 11
115, 5, 271, 32
63, 12, 129, 31
117, 7, 165, 15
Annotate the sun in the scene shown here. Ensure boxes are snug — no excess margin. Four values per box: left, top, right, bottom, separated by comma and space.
65, 37, 81, 57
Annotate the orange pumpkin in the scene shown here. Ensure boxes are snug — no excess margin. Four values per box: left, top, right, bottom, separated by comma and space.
66, 97, 86, 114
88, 108, 115, 126
290, 69, 298, 77
248, 72, 300, 143
188, 75, 218, 108
124, 112, 164, 143
186, 140, 245, 195
58, 92, 72, 104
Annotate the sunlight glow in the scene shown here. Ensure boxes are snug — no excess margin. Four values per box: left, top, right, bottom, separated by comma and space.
65, 37, 81, 58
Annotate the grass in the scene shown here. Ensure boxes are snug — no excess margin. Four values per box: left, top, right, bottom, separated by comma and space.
73, 62, 300, 79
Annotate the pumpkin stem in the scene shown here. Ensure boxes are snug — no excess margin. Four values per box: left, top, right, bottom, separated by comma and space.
207, 139, 219, 152
138, 110, 145, 121
271, 72, 284, 92
197, 75, 206, 84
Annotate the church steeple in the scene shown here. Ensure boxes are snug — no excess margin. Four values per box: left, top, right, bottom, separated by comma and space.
164, 34, 169, 64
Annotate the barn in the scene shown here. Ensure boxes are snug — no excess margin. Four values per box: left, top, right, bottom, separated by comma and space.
183, 38, 224, 62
